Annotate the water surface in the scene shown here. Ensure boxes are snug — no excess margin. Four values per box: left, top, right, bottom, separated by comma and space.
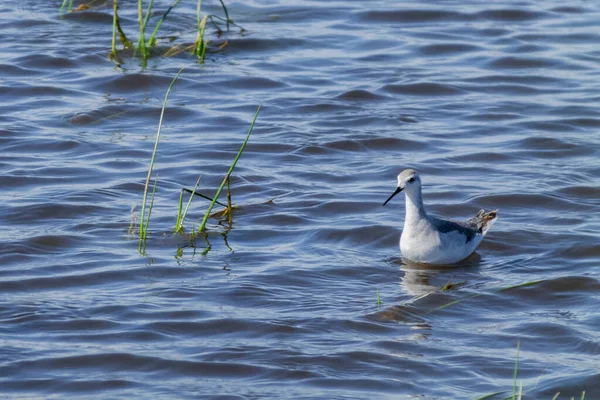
0, 1, 599, 398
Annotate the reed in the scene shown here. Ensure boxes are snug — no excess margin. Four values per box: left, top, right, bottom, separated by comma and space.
109, 0, 118, 60
59, 0, 74, 15
61, 0, 238, 63
174, 176, 202, 233
134, 0, 153, 59
148, 0, 182, 48
474, 342, 587, 400
198, 105, 261, 232
140, 174, 159, 240
139, 68, 184, 241
226, 175, 232, 224
512, 340, 520, 400
194, 0, 208, 63
183, 188, 228, 207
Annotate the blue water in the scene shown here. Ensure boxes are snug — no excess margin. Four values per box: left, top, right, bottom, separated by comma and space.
0, 1, 599, 398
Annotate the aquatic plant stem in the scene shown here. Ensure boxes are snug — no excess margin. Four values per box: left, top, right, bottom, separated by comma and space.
135, 0, 150, 58
139, 68, 184, 239
194, 0, 208, 63
149, 0, 182, 47
175, 190, 184, 232
175, 176, 202, 233
142, 174, 159, 240
218, 0, 230, 26
109, 0, 118, 59
183, 188, 228, 207
60, 0, 68, 15
512, 340, 520, 400
226, 176, 232, 224
198, 105, 261, 232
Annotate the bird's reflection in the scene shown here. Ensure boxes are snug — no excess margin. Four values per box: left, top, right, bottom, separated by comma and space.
370, 253, 482, 326
400, 252, 481, 297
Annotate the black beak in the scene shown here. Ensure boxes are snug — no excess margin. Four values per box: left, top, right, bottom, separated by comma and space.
383, 186, 403, 206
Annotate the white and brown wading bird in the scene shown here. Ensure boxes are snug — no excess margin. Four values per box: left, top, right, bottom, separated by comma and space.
383, 169, 497, 265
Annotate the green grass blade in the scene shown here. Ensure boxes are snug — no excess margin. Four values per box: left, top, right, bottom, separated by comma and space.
198, 105, 261, 232
178, 176, 202, 232
140, 68, 184, 239
136, 0, 154, 58
175, 190, 184, 232
109, 0, 118, 60
148, 0, 182, 48
194, 0, 207, 62
196, 0, 203, 29
581, 391, 586, 400
552, 393, 560, 400
497, 280, 543, 292
218, 0, 230, 24
59, 0, 68, 15
114, 3, 132, 50
196, 16, 208, 63
135, 0, 146, 57
182, 188, 228, 207
142, 174, 159, 240
512, 340, 520, 400
474, 391, 507, 400
207, 15, 245, 31
142, 0, 155, 32
226, 175, 232, 224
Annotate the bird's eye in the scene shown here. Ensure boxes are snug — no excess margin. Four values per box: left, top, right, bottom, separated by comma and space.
407, 177, 415, 183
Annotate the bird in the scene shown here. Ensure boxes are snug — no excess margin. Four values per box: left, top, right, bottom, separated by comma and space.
383, 169, 497, 265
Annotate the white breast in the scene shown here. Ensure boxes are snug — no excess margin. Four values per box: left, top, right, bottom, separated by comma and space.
400, 223, 483, 265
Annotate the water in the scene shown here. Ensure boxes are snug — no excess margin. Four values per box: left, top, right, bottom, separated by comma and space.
1, 1, 599, 398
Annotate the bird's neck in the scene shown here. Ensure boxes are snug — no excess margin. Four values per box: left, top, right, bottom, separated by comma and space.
404, 188, 427, 225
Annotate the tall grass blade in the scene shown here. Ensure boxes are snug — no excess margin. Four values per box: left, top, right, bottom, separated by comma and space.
208, 15, 245, 31
512, 340, 520, 400
148, 0, 182, 48
226, 176, 232, 224
135, 0, 152, 58
195, 16, 208, 63
581, 391, 585, 400
474, 391, 507, 400
114, 4, 133, 50
140, 68, 184, 239
194, 0, 208, 63
198, 105, 261, 232
142, 174, 159, 240
60, 0, 68, 15
183, 188, 228, 207
175, 190, 184, 232
109, 0, 118, 60
219, 0, 231, 26
175, 176, 202, 233
141, 0, 155, 58
552, 393, 560, 400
